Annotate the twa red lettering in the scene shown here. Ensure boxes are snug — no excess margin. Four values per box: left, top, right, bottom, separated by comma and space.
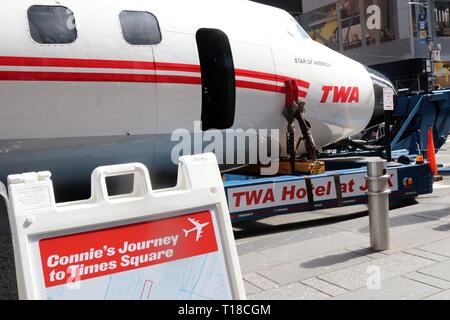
333, 86, 352, 103
340, 180, 356, 193
348, 87, 359, 103
320, 86, 333, 103
321, 86, 360, 103
262, 189, 275, 204
246, 190, 264, 206
282, 186, 307, 201
232, 189, 275, 208
360, 174, 394, 191
282, 182, 332, 200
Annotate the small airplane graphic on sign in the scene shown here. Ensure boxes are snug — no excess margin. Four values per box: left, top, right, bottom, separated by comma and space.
183, 218, 210, 242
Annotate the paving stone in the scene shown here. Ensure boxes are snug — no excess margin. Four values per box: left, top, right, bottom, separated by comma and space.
243, 280, 261, 296
260, 232, 366, 263
431, 223, 450, 232
345, 245, 389, 259
383, 214, 438, 233
257, 249, 371, 285
238, 252, 281, 274
403, 272, 450, 290
301, 277, 348, 297
330, 216, 370, 234
383, 227, 450, 254
236, 224, 339, 255
334, 277, 440, 300
404, 248, 449, 262
411, 206, 450, 222
243, 272, 278, 290
418, 260, 450, 282
424, 289, 450, 300
0, 235, 18, 300
318, 253, 435, 291
0, 201, 10, 236
418, 238, 450, 258
248, 282, 329, 300
334, 213, 437, 235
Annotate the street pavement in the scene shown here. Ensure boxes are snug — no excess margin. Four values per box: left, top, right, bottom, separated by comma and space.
236, 139, 450, 300
1, 140, 449, 300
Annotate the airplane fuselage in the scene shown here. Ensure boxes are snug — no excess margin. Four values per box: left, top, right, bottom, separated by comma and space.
0, 0, 381, 200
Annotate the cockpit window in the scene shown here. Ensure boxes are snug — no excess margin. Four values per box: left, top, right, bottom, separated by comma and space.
288, 17, 310, 40
27, 5, 77, 44
295, 22, 310, 39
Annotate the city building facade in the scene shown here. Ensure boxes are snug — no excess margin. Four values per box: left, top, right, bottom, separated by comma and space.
252, 0, 450, 91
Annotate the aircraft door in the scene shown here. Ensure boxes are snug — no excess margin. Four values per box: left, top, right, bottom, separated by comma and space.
196, 28, 236, 131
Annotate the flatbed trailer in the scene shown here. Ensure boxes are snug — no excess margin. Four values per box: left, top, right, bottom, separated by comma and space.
223, 89, 450, 223
224, 161, 433, 223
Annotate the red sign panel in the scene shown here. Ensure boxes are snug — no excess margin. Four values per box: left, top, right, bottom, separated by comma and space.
39, 211, 218, 288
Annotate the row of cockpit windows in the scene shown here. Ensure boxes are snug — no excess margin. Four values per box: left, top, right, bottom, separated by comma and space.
27, 5, 162, 45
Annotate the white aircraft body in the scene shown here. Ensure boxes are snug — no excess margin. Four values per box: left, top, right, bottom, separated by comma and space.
0, 0, 394, 200
183, 218, 210, 242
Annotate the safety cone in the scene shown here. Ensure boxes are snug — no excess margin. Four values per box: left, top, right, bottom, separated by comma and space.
427, 128, 438, 176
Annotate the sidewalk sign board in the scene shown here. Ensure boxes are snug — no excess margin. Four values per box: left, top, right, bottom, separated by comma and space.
6, 153, 245, 300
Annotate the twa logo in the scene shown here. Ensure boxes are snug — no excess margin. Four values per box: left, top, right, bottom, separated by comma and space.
233, 189, 275, 208
320, 86, 360, 104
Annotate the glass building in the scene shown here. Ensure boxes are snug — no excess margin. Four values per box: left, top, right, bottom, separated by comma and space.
300, 0, 400, 62
299, 0, 450, 64
296, 0, 450, 91
251, 0, 450, 91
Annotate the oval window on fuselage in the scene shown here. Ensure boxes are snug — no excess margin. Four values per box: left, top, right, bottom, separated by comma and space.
119, 10, 161, 45
27, 5, 77, 44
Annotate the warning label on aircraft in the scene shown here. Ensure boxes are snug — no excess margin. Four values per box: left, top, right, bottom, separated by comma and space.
38, 211, 232, 300
383, 87, 395, 111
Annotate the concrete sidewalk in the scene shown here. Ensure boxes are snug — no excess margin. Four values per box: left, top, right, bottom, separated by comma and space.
237, 177, 450, 300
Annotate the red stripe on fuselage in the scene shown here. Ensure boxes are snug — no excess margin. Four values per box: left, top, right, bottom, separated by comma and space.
0, 56, 201, 73
235, 80, 307, 97
235, 69, 278, 82
0, 56, 310, 95
0, 71, 157, 83
236, 80, 282, 93
155, 62, 201, 73
0, 71, 204, 85
0, 56, 155, 70
156, 74, 202, 85
235, 69, 310, 89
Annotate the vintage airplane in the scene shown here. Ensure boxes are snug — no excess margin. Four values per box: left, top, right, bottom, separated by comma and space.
183, 218, 210, 242
0, 0, 395, 201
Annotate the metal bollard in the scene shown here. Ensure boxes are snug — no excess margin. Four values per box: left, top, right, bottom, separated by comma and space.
366, 159, 391, 251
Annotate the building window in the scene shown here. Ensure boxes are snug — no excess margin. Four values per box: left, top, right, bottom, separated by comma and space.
435, 1, 450, 37
301, 3, 339, 50
363, 0, 395, 45
27, 5, 77, 44
364, 0, 377, 45
378, 0, 396, 43
119, 11, 161, 45
341, 0, 362, 49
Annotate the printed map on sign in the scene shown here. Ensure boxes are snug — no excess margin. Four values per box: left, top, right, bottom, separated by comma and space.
38, 211, 232, 300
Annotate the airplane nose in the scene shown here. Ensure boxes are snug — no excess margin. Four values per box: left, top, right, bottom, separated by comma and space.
365, 66, 396, 127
